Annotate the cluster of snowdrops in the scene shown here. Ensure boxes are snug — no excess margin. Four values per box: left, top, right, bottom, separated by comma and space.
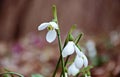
0, 5, 91, 77
37, 5, 91, 77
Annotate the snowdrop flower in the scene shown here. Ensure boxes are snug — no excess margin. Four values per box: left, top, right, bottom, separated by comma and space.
76, 50, 88, 67
74, 53, 88, 69
68, 54, 88, 76
62, 41, 88, 66
62, 41, 82, 57
74, 55, 84, 69
68, 55, 88, 76
62, 41, 88, 76
62, 41, 75, 57
68, 63, 79, 76
38, 22, 59, 43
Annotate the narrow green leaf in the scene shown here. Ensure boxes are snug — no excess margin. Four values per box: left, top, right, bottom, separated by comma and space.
63, 25, 76, 47
2, 74, 12, 77
74, 33, 83, 44
0, 72, 24, 77
69, 25, 76, 34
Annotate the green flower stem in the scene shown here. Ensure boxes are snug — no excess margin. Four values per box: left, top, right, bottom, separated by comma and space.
52, 5, 65, 77
52, 55, 61, 77
53, 54, 69, 77
0, 72, 24, 77
56, 29, 65, 77
60, 56, 70, 77
52, 5, 58, 23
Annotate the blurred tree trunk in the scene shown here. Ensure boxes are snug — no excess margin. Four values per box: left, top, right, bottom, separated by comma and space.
0, 0, 120, 41
0, 0, 33, 41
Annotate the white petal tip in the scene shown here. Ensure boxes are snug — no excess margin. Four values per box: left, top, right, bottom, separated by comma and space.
68, 63, 79, 76
46, 30, 57, 43
38, 26, 41, 31
46, 40, 53, 43
38, 22, 49, 31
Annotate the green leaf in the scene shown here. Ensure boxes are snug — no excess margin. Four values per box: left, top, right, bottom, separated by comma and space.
76, 44, 82, 51
63, 25, 76, 47
69, 25, 76, 34
87, 71, 91, 76
79, 65, 93, 74
2, 74, 12, 77
74, 33, 83, 44
68, 34, 74, 41
0, 72, 24, 77
31, 74, 44, 77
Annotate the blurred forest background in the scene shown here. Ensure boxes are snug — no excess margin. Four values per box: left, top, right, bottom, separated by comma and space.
0, 0, 120, 77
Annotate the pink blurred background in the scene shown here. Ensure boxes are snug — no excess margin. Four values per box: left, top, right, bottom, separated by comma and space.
0, 0, 120, 77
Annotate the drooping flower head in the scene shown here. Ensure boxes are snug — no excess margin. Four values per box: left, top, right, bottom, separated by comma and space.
38, 22, 59, 43
62, 41, 88, 76
67, 53, 88, 76
75, 51, 88, 68
62, 41, 75, 57
68, 63, 79, 76
62, 40, 82, 57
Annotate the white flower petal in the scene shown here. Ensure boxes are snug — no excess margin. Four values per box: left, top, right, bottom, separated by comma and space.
83, 55, 88, 67
74, 45, 88, 67
38, 22, 49, 30
49, 22, 59, 29
74, 55, 84, 69
46, 30, 57, 43
68, 63, 79, 76
62, 41, 75, 57
74, 45, 83, 57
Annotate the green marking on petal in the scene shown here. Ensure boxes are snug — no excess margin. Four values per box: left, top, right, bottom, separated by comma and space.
47, 25, 54, 30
